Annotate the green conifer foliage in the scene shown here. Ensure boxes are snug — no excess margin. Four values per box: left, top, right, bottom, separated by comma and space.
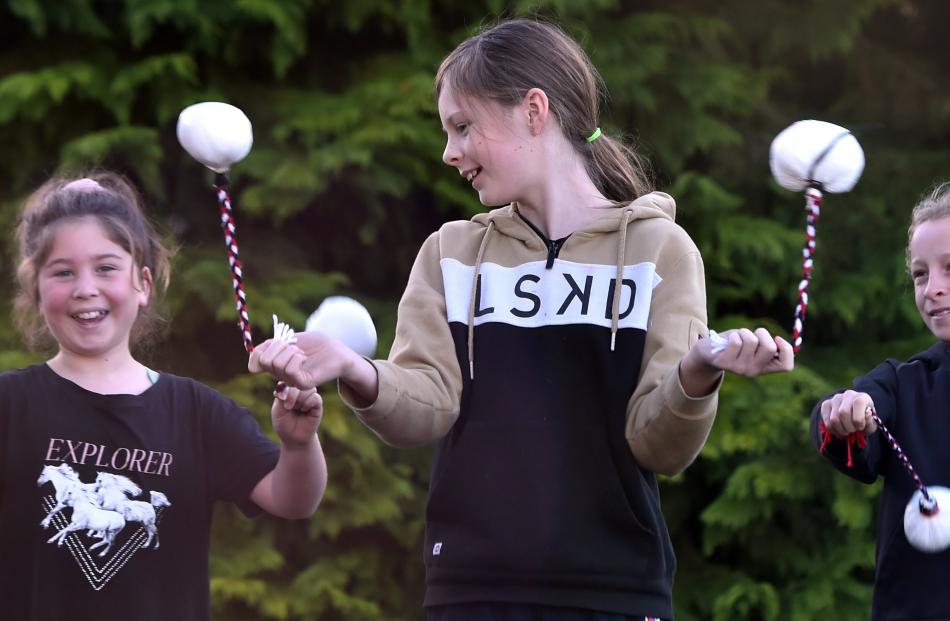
0, 1, 948, 619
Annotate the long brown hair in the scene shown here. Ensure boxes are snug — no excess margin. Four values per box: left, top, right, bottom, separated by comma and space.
435, 18, 652, 202
14, 172, 173, 351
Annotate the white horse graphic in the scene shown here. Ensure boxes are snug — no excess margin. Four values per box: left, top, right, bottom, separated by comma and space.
38, 465, 172, 555
47, 486, 126, 556
150, 490, 171, 509
94, 473, 172, 549
37, 464, 95, 529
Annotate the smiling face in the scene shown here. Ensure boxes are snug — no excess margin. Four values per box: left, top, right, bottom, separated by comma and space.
37, 216, 151, 361
438, 84, 537, 207
910, 216, 950, 341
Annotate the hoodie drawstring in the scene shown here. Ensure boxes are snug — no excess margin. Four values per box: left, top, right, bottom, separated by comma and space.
465, 208, 631, 378
610, 210, 631, 351
467, 220, 495, 380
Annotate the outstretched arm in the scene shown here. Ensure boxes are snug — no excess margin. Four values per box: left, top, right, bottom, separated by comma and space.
248, 231, 463, 448
248, 333, 379, 404
626, 248, 794, 477
681, 326, 794, 397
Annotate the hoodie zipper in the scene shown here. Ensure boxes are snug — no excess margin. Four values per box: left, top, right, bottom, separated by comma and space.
517, 213, 569, 269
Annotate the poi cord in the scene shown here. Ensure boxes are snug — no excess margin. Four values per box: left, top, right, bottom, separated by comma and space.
820, 409, 938, 515
792, 187, 821, 354
792, 129, 854, 354
868, 409, 938, 514
716, 183, 821, 355
213, 173, 293, 394
214, 172, 254, 353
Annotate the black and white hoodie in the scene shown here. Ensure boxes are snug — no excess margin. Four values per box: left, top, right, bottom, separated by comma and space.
342, 191, 721, 618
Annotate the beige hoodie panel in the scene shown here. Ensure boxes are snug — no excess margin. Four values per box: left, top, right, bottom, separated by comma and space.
622, 220, 720, 476
341, 230, 463, 447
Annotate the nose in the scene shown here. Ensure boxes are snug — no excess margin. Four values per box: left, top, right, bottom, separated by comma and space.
442, 136, 461, 167
925, 272, 949, 300
72, 270, 99, 299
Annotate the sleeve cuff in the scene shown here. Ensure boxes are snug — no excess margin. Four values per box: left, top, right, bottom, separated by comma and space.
337, 359, 398, 422
664, 362, 723, 419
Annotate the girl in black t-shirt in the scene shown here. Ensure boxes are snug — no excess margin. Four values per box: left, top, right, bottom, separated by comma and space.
0, 172, 327, 620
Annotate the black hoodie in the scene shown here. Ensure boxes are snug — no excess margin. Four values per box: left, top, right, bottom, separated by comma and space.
811, 342, 950, 620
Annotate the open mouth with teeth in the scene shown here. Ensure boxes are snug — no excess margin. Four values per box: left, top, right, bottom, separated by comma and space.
929, 308, 950, 318
466, 168, 481, 183
72, 310, 108, 323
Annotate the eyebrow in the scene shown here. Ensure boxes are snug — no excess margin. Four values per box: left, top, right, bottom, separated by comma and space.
441, 112, 467, 129
44, 253, 126, 268
911, 253, 950, 266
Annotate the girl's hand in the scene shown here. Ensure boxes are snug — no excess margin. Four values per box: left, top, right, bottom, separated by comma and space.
697, 327, 794, 377
820, 390, 878, 438
249, 331, 360, 390
271, 385, 323, 448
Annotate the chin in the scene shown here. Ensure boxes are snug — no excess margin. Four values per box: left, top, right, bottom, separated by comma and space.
477, 192, 511, 208
927, 323, 950, 342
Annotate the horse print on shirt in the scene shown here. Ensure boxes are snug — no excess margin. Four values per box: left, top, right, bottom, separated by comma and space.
37, 464, 172, 591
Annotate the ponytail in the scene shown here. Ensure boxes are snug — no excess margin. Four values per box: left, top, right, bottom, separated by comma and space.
585, 132, 653, 202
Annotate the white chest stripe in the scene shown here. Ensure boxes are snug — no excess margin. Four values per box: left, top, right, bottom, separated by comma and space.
441, 258, 661, 330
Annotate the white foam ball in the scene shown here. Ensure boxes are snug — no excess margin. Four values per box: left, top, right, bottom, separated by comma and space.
306, 296, 377, 358
904, 486, 950, 553
769, 120, 865, 193
176, 102, 253, 173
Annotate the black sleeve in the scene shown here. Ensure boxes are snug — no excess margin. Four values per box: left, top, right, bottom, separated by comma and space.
197, 383, 280, 516
809, 359, 899, 484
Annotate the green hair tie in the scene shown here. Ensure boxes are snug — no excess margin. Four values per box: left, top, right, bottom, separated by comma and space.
585, 127, 602, 143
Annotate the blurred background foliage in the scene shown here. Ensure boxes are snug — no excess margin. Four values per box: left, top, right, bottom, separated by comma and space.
1, 0, 948, 619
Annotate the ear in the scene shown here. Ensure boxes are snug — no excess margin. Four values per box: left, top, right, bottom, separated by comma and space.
137, 266, 153, 308
523, 88, 550, 136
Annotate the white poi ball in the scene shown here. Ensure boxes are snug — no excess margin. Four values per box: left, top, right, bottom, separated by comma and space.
176, 102, 253, 173
769, 120, 865, 193
306, 296, 377, 358
904, 486, 950, 553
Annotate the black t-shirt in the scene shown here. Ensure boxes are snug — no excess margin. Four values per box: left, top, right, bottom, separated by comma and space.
0, 364, 280, 620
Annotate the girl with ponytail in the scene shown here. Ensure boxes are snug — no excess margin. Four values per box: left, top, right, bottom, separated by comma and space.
252, 17, 793, 621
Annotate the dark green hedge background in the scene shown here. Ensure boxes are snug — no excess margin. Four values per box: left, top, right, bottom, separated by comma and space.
1, 1, 948, 618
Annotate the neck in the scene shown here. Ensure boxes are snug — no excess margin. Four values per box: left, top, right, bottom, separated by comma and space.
48, 348, 151, 395
515, 135, 613, 239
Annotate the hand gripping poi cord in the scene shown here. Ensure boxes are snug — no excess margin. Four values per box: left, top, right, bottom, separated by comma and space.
818, 405, 950, 553
176, 102, 296, 360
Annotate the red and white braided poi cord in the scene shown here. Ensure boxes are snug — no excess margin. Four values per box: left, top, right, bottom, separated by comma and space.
213, 174, 291, 394
214, 173, 254, 353
792, 187, 822, 354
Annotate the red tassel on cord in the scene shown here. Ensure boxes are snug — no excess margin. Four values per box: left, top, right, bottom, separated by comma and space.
818, 421, 867, 468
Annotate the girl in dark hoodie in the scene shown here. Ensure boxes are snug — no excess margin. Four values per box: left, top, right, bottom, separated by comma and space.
813, 183, 950, 620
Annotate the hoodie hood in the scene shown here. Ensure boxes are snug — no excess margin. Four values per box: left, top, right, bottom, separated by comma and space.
471, 191, 676, 243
